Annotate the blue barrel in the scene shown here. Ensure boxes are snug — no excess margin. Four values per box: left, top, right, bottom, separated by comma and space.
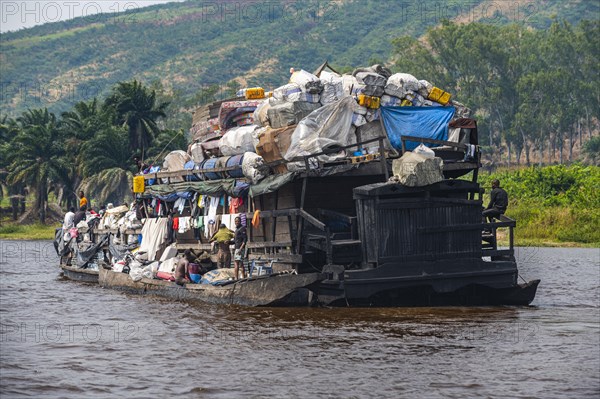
202, 158, 221, 180
225, 154, 245, 178
184, 160, 200, 182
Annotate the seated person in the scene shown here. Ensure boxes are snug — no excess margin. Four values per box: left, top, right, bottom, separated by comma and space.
175, 249, 193, 286
483, 179, 508, 223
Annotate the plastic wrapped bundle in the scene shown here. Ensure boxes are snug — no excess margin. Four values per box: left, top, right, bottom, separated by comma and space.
267, 101, 321, 129
390, 152, 444, 187
355, 72, 387, 87
412, 93, 426, 107
271, 83, 303, 105
301, 93, 321, 103
162, 150, 191, 183
359, 85, 385, 97
320, 74, 344, 105
285, 96, 356, 164
418, 80, 433, 97
290, 69, 320, 87
365, 108, 380, 122
253, 100, 271, 127
386, 73, 420, 97
352, 113, 367, 127
356, 121, 392, 153
352, 64, 392, 79
305, 81, 324, 94
241, 152, 269, 184
384, 84, 406, 99
219, 125, 258, 156
189, 142, 205, 163
342, 75, 359, 96
381, 94, 402, 107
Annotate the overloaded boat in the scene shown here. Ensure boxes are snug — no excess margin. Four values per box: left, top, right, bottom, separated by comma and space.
55, 63, 539, 306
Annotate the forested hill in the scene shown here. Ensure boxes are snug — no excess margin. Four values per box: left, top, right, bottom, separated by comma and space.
0, 0, 597, 119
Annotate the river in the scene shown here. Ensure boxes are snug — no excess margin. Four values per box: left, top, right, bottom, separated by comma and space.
1, 241, 598, 398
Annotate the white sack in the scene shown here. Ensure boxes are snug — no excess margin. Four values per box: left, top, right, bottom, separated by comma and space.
391, 152, 444, 187
219, 125, 258, 156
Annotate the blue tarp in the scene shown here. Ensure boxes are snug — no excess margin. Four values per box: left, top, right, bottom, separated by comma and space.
380, 106, 455, 151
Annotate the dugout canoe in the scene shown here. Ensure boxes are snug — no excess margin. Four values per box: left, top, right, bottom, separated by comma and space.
98, 267, 325, 307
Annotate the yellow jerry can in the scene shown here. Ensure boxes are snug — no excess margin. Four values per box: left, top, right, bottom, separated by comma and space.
133, 175, 145, 193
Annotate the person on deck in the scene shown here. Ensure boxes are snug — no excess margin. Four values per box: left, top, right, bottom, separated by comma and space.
73, 208, 86, 226
134, 157, 149, 173
63, 207, 75, 230
210, 223, 234, 269
79, 191, 88, 211
175, 249, 192, 286
483, 179, 508, 223
233, 216, 247, 280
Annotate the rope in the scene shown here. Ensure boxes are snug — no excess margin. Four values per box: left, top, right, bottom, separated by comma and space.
145, 130, 184, 166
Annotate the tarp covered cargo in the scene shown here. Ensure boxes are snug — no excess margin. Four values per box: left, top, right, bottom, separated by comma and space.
380, 106, 455, 151
143, 173, 295, 198
284, 96, 356, 163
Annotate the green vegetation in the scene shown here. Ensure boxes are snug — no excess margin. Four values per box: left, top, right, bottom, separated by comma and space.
0, 80, 184, 224
0, 222, 58, 240
392, 19, 599, 165
479, 165, 600, 246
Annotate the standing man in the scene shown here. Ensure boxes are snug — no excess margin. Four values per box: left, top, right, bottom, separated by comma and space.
210, 223, 234, 269
483, 179, 509, 223
63, 207, 75, 230
233, 216, 247, 280
79, 191, 88, 211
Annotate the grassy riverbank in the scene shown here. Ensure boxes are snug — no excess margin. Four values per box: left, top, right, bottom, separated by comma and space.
479, 164, 599, 247
1, 165, 598, 246
0, 222, 59, 240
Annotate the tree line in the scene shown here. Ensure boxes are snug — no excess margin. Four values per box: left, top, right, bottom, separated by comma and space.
391, 19, 599, 166
0, 80, 186, 223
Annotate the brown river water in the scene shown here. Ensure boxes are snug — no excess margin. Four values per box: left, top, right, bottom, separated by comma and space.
1, 241, 598, 398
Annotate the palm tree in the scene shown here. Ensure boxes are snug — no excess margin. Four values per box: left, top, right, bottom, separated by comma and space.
7, 109, 68, 223
78, 126, 135, 206
104, 80, 168, 158
59, 98, 113, 209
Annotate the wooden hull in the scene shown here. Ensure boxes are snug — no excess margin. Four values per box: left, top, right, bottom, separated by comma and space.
60, 265, 99, 283
98, 268, 325, 307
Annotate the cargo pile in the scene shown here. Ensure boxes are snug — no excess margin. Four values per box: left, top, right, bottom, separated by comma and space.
160, 64, 470, 186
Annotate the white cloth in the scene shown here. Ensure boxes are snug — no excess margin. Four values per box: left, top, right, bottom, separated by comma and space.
63, 212, 75, 230
174, 197, 186, 214
222, 214, 236, 231
178, 216, 191, 234
207, 196, 219, 224
139, 218, 169, 261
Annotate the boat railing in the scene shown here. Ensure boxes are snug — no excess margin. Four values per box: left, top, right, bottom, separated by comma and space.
481, 214, 516, 259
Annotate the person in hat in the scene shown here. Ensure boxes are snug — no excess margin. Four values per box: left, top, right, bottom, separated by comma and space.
210, 223, 234, 269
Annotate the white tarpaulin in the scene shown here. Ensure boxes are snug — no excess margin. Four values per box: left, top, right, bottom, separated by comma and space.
284, 96, 356, 163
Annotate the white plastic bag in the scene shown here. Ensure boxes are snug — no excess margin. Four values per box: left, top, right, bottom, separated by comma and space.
413, 143, 435, 158
242, 152, 268, 184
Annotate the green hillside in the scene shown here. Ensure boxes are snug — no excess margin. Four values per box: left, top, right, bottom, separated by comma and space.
1, 0, 597, 123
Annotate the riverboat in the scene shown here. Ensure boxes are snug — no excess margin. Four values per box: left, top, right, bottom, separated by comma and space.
56, 65, 539, 307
